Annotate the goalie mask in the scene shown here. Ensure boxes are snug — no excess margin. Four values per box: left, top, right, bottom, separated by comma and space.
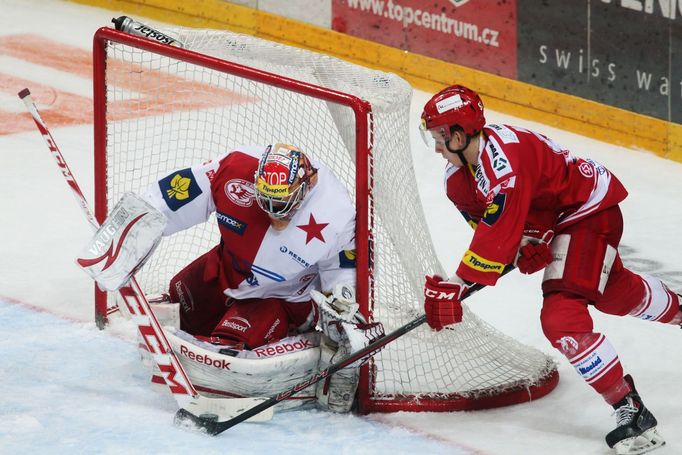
254, 144, 317, 220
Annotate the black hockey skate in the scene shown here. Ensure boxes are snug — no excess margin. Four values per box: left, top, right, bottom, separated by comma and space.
605, 375, 665, 455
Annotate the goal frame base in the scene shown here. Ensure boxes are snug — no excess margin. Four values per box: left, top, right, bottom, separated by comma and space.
358, 368, 559, 413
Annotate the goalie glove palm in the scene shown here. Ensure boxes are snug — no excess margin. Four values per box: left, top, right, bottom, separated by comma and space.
313, 283, 360, 327
312, 284, 385, 368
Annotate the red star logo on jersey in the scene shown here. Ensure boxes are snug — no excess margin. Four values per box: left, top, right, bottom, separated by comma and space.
297, 214, 329, 244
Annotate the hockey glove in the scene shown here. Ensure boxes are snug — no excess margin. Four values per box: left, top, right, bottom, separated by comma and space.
312, 284, 384, 413
514, 228, 554, 275
424, 275, 470, 331
311, 283, 385, 368
77, 193, 167, 291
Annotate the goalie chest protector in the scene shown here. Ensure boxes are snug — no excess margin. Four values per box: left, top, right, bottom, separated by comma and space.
209, 148, 355, 302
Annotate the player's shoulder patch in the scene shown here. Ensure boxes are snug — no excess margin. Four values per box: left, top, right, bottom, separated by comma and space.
460, 211, 479, 230
483, 136, 513, 180
338, 249, 356, 268
481, 192, 506, 226
216, 211, 248, 235
486, 124, 519, 144
158, 168, 203, 211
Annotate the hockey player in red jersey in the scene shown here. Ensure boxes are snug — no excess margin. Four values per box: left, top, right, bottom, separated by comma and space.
78, 143, 383, 413
420, 84, 680, 455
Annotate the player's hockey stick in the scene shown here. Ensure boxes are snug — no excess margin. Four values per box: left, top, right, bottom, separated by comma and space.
175, 266, 515, 435
18, 88, 272, 424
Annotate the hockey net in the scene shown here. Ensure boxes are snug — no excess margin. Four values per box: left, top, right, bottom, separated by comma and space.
93, 24, 558, 413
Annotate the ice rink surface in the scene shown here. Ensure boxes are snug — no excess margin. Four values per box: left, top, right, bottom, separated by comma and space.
1, 1, 681, 454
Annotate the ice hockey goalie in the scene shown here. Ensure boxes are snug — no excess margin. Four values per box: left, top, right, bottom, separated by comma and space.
78, 143, 384, 412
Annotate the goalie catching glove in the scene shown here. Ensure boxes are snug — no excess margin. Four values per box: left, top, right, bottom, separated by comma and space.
76, 193, 167, 291
311, 283, 384, 413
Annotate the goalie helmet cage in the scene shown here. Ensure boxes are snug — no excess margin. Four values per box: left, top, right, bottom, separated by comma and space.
92, 25, 558, 414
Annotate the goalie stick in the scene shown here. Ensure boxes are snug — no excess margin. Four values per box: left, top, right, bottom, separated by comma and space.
175, 265, 516, 435
18, 88, 272, 426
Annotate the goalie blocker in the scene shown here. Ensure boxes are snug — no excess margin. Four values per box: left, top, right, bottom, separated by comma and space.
76, 193, 166, 291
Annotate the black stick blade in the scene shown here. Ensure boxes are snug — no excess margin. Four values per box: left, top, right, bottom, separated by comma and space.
174, 408, 222, 435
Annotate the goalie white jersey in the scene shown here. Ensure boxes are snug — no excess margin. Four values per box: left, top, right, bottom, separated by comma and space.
142, 145, 356, 302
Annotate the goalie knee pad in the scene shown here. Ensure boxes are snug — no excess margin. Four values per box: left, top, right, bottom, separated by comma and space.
315, 337, 359, 413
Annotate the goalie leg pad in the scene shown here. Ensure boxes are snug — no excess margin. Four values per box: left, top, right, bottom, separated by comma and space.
315, 337, 359, 413
77, 192, 167, 291
149, 295, 180, 329
147, 329, 322, 411
310, 284, 384, 412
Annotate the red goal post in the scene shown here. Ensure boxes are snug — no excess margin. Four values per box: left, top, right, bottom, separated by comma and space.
92, 25, 558, 414
93, 27, 373, 329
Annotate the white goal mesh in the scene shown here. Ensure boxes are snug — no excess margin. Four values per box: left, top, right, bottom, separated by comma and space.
94, 23, 557, 412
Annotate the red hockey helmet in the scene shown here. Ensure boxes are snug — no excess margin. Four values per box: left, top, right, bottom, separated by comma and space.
420, 85, 485, 142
